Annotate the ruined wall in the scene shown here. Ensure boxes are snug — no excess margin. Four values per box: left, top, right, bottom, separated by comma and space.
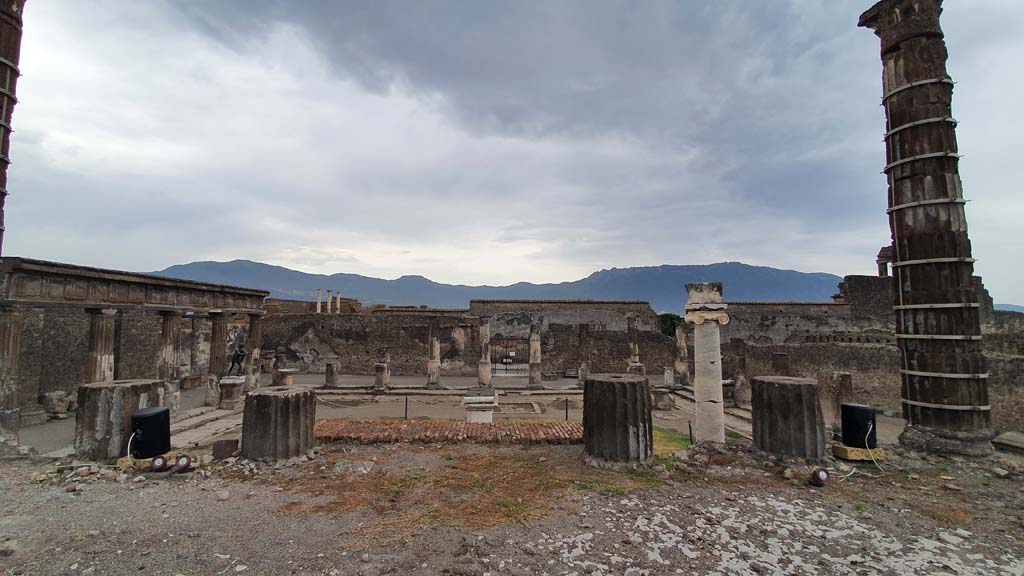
721, 302, 891, 345
541, 323, 675, 376
113, 311, 162, 380
262, 312, 481, 376
262, 306, 677, 377
470, 300, 659, 332
16, 309, 91, 410
720, 276, 1024, 433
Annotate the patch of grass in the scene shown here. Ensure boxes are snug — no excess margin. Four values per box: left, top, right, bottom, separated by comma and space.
571, 479, 630, 496
725, 429, 747, 441
653, 426, 690, 457
273, 446, 574, 550
925, 506, 974, 525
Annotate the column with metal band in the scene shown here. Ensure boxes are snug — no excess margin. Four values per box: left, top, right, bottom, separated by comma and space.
860, 0, 991, 456
0, 1, 25, 256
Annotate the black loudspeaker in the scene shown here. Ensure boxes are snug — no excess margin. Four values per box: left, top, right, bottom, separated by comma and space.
131, 407, 171, 459
841, 403, 877, 449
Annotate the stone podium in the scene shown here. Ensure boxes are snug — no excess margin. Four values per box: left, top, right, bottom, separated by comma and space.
583, 374, 653, 465
218, 376, 245, 410
241, 387, 316, 461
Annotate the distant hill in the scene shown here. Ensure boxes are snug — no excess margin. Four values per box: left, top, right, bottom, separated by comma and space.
150, 260, 843, 313
996, 304, 1024, 313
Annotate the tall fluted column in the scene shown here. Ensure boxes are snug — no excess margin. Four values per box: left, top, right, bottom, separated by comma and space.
86, 309, 117, 383
208, 312, 228, 378
245, 314, 263, 392
326, 290, 333, 314
206, 312, 228, 406
685, 283, 729, 444
158, 311, 181, 383
0, 306, 24, 447
860, 0, 992, 455
478, 319, 492, 386
315, 289, 322, 313
0, 1, 26, 256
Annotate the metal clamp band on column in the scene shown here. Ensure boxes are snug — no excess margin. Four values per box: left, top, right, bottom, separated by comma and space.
0, 88, 17, 102
887, 198, 966, 213
883, 152, 960, 172
891, 257, 975, 267
896, 334, 983, 341
883, 77, 953, 101
884, 117, 957, 138
893, 303, 979, 310
900, 369, 988, 379
902, 398, 990, 411
0, 57, 20, 76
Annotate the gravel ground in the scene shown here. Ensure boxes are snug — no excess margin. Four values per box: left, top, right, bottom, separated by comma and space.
1, 442, 1023, 575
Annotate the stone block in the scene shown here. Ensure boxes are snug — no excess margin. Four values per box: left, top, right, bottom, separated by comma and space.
241, 387, 316, 461
75, 379, 168, 461
652, 388, 676, 411
41, 391, 71, 417
212, 436, 240, 460
583, 374, 653, 465
751, 376, 826, 463
272, 368, 299, 387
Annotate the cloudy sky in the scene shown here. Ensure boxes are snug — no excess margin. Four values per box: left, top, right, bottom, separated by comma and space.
8, 1, 1024, 302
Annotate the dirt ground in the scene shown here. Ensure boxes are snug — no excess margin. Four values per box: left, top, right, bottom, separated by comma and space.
2, 436, 1023, 575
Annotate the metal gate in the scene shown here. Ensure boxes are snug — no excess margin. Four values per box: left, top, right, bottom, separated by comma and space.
491, 338, 529, 375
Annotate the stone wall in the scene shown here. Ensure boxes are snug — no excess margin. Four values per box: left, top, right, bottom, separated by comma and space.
12, 309, 254, 415
261, 304, 677, 377
717, 275, 1024, 434
262, 312, 481, 376
469, 300, 659, 332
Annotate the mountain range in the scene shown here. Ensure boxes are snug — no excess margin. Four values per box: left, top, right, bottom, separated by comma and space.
150, 260, 1022, 314
151, 260, 847, 313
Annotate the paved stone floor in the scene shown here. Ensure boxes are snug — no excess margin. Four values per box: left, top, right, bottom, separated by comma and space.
315, 419, 584, 444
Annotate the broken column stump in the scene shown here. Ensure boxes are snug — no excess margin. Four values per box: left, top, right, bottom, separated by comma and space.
241, 387, 316, 461
583, 374, 653, 465
75, 379, 168, 460
751, 376, 826, 463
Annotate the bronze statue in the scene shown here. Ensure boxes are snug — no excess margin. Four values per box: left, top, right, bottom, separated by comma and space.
228, 345, 247, 375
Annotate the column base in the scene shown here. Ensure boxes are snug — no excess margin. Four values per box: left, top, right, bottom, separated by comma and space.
899, 425, 994, 458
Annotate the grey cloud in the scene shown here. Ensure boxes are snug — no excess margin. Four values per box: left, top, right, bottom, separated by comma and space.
5, 0, 1022, 302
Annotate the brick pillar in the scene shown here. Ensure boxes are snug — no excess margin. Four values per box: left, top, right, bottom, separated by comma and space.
478, 319, 492, 386
0, 305, 24, 448
245, 313, 263, 392
86, 309, 117, 383
528, 323, 542, 389
860, 0, 992, 456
